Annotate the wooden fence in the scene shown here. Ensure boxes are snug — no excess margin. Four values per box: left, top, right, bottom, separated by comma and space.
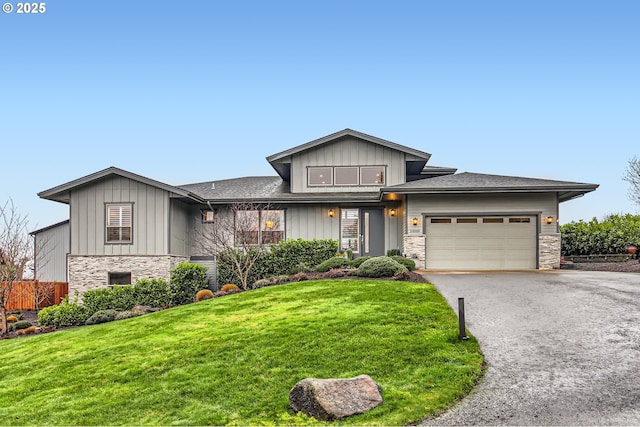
2, 281, 69, 311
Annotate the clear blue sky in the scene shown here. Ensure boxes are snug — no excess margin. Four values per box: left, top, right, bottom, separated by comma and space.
1, 0, 638, 230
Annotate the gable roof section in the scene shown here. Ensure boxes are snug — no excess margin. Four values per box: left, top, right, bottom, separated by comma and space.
266, 129, 432, 180
382, 172, 599, 202
38, 167, 204, 204
178, 176, 380, 204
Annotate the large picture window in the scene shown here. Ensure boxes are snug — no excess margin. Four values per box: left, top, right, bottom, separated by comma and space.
106, 204, 132, 243
235, 209, 285, 245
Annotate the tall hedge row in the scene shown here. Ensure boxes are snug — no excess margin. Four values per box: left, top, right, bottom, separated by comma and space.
561, 214, 640, 256
217, 238, 338, 288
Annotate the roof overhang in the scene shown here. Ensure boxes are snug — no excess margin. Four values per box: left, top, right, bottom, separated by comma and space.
38, 167, 204, 204
380, 172, 599, 202
266, 129, 431, 180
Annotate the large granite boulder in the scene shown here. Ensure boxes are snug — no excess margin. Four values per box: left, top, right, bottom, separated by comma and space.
289, 374, 383, 421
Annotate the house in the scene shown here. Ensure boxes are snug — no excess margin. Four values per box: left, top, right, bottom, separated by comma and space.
35, 129, 598, 296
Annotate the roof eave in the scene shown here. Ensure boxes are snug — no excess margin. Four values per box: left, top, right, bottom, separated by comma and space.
38, 167, 204, 204
267, 128, 431, 163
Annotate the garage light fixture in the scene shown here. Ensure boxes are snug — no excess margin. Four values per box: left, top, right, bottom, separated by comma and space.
545, 216, 555, 224
389, 208, 396, 217
328, 209, 335, 218
412, 217, 419, 226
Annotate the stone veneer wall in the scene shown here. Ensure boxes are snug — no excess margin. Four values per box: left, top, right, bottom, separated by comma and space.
68, 255, 189, 298
403, 234, 426, 269
539, 233, 561, 270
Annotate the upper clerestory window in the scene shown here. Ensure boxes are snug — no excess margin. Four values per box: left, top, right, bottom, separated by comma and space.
308, 166, 386, 187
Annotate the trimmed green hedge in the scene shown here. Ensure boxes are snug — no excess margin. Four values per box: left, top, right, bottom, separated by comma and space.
217, 238, 338, 288
561, 214, 640, 255
170, 262, 209, 306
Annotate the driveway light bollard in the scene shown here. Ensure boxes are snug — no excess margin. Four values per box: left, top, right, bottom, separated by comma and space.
458, 297, 469, 340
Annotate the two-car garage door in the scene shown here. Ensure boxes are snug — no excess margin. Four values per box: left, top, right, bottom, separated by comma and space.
425, 215, 537, 270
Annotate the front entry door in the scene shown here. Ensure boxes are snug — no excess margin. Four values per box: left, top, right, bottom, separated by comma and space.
361, 209, 385, 257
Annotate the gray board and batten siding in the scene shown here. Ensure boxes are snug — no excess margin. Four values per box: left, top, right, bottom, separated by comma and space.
68, 175, 187, 256
31, 220, 70, 282
288, 136, 412, 193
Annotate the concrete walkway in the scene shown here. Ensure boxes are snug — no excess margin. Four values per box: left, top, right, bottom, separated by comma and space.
420, 271, 640, 426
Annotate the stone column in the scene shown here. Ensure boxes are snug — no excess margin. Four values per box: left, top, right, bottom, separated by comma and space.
539, 233, 561, 269
403, 234, 426, 269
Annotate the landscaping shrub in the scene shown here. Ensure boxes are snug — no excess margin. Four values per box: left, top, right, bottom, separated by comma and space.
54, 296, 88, 327
17, 326, 37, 335
195, 289, 214, 302
6, 315, 18, 323
216, 238, 338, 288
133, 278, 172, 308
13, 320, 32, 330
85, 309, 118, 325
83, 278, 172, 317
316, 257, 350, 272
83, 286, 136, 316
357, 256, 408, 278
37, 305, 57, 327
386, 249, 402, 257
261, 238, 338, 276
391, 255, 416, 271
252, 278, 274, 289
170, 262, 209, 306
349, 256, 372, 268
115, 311, 136, 321
220, 284, 240, 293
561, 214, 640, 255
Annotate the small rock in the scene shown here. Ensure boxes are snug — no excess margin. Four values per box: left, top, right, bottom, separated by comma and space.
289, 374, 383, 421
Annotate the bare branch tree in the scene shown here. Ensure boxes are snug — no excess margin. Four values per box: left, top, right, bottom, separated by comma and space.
194, 202, 282, 290
623, 156, 640, 207
0, 199, 32, 334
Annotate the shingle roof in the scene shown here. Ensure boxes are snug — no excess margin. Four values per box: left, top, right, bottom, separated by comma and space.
383, 172, 599, 202
178, 176, 380, 204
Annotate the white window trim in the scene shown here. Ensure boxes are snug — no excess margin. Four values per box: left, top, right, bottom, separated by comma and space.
106, 203, 133, 244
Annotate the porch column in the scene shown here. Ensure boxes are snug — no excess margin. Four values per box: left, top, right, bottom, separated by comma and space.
403, 234, 426, 269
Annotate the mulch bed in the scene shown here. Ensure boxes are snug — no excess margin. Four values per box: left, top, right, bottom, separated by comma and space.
562, 259, 640, 272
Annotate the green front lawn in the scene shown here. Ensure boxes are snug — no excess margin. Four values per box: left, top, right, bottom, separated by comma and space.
0, 280, 483, 426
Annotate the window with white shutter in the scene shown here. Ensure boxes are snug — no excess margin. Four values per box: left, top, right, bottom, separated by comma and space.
106, 204, 132, 243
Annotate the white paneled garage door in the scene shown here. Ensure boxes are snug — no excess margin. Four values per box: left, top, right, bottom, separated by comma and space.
425, 216, 537, 270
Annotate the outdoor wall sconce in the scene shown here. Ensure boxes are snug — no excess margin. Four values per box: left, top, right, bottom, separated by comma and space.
412, 217, 419, 226
545, 216, 554, 224
265, 220, 275, 229
389, 208, 396, 217
328, 209, 335, 218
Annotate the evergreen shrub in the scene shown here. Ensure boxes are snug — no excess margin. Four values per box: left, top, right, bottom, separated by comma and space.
390, 256, 416, 271
170, 262, 209, 306
316, 257, 350, 272
85, 309, 118, 325
357, 256, 408, 278
13, 320, 32, 330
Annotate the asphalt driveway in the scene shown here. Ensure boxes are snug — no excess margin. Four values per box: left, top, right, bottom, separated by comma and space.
420, 270, 640, 426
